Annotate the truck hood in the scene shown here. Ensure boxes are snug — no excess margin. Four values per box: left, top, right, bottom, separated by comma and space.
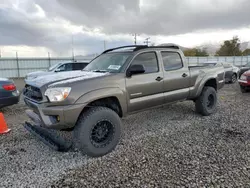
26, 70, 109, 88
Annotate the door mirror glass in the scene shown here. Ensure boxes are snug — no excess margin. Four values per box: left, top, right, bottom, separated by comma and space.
127, 64, 145, 77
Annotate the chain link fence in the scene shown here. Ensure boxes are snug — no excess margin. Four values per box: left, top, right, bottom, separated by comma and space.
0, 55, 249, 78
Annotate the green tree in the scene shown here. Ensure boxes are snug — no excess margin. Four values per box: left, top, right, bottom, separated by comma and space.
184, 48, 208, 56
195, 48, 209, 56
216, 36, 242, 56
242, 49, 250, 56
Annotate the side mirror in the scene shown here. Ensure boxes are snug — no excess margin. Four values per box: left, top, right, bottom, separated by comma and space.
127, 64, 145, 77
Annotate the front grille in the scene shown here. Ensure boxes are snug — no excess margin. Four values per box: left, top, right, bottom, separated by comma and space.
23, 85, 43, 101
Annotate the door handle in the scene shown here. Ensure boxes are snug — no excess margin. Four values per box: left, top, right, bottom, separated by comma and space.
182, 73, 188, 77
155, 76, 163, 81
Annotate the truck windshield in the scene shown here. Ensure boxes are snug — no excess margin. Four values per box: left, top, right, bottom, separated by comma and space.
84, 53, 131, 73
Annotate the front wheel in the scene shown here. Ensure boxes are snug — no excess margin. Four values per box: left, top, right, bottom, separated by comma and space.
195, 86, 217, 116
73, 107, 122, 157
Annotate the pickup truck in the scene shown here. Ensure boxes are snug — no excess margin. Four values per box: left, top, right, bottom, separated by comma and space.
23, 45, 225, 157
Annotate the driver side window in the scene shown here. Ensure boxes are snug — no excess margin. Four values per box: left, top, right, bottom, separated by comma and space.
131, 52, 159, 74
57, 63, 73, 72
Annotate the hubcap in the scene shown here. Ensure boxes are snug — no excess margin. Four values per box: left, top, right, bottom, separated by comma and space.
207, 94, 215, 109
90, 120, 114, 148
232, 74, 236, 83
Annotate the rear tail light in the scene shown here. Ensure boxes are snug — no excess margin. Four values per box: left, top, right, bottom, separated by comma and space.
2, 84, 16, 91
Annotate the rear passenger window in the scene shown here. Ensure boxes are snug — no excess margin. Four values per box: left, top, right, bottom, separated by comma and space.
161, 52, 183, 71
131, 52, 158, 73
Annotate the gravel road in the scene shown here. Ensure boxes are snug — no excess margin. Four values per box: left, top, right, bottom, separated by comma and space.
1, 82, 250, 187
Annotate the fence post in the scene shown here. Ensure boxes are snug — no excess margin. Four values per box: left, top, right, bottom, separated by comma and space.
48, 52, 51, 68
241, 55, 243, 67
16, 52, 20, 78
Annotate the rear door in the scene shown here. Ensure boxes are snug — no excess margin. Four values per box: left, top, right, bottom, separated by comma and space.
125, 51, 164, 113
160, 51, 190, 103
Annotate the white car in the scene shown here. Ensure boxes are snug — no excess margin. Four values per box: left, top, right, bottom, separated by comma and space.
25, 61, 89, 80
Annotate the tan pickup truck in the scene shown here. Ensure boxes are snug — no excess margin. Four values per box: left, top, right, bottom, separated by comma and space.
23, 45, 225, 157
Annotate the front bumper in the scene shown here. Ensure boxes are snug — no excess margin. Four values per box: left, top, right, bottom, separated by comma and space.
238, 79, 250, 86
24, 97, 85, 130
0, 90, 20, 107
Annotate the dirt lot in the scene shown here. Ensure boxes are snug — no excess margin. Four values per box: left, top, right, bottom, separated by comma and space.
0, 81, 250, 187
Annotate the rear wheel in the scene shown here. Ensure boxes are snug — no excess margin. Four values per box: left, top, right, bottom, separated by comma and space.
231, 73, 237, 83
73, 107, 122, 157
195, 86, 217, 116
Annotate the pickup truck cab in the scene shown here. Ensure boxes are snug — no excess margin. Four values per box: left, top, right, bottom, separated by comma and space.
23, 45, 225, 157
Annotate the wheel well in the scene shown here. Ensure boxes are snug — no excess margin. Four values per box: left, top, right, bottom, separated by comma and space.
85, 97, 123, 117
204, 79, 217, 91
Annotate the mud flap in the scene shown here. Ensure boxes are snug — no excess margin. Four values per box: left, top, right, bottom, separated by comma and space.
24, 122, 72, 152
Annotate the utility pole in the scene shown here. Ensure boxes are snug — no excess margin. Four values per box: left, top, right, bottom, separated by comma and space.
48, 52, 51, 67
132, 33, 139, 45
0, 49, 1, 58
144, 37, 151, 46
103, 40, 106, 51
71, 35, 74, 60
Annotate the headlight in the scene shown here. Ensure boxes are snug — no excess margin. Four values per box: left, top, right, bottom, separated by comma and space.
45, 87, 71, 102
240, 75, 247, 81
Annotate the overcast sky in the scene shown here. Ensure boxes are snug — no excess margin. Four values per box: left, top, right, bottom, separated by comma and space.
0, 0, 250, 57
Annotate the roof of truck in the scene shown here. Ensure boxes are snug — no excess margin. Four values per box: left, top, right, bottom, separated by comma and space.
102, 44, 180, 54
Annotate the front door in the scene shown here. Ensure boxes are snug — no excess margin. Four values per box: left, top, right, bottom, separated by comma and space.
125, 51, 164, 113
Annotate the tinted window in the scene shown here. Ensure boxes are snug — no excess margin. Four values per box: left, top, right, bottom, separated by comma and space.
73, 63, 88, 70
131, 52, 158, 73
161, 52, 183, 71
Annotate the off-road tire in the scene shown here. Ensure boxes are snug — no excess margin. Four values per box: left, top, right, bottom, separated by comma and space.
195, 86, 217, 116
73, 107, 122, 157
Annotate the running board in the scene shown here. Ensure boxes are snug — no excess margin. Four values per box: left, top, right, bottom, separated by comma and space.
24, 122, 72, 152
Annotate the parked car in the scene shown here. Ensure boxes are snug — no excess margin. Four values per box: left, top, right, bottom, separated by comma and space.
238, 62, 250, 78
238, 70, 250, 93
25, 61, 89, 80
203, 61, 239, 83
0, 78, 20, 108
23, 45, 225, 157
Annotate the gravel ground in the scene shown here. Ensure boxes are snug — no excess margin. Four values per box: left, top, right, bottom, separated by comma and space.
1, 82, 250, 187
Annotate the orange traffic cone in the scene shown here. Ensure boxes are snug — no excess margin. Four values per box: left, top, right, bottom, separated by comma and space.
0, 113, 10, 134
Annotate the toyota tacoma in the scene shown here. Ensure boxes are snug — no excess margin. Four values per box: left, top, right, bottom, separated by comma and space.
23, 45, 225, 157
